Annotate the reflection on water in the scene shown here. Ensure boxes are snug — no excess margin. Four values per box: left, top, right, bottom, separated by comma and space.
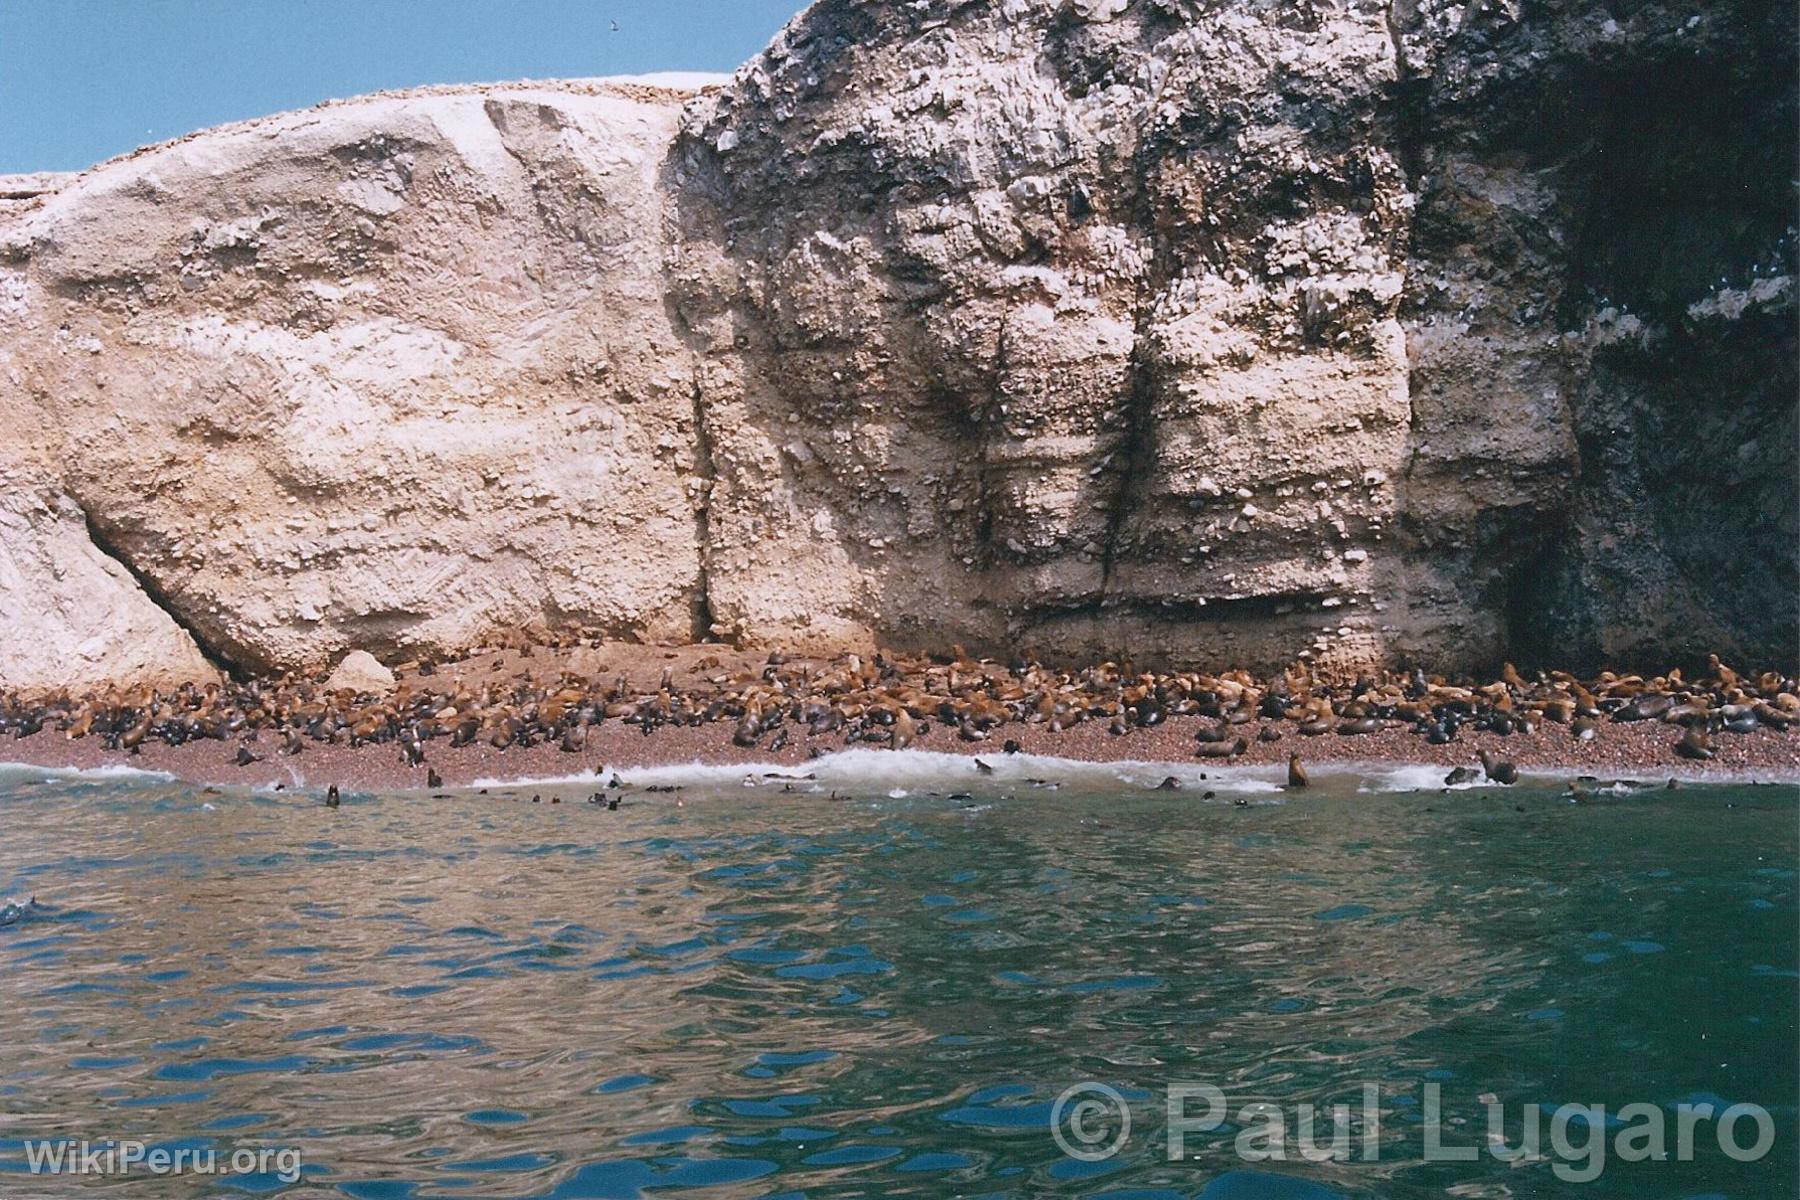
0, 767, 1793, 1198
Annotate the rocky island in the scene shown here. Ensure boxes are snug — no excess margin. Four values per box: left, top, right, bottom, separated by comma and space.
0, 0, 1793, 781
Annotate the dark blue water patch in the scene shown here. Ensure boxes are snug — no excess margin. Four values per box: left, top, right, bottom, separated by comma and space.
896, 1150, 973, 1171
462, 1109, 528, 1126
1049, 1155, 1128, 1182
1198, 1170, 1347, 1199
769, 1125, 836, 1141
620, 1124, 711, 1146
337, 1181, 417, 1200
543, 1155, 777, 1198
753, 1050, 836, 1069
218, 978, 376, 994
802, 1142, 900, 1166
39, 980, 127, 996
69, 1055, 139, 1069
776, 954, 894, 980
442, 1151, 561, 1172
726, 946, 808, 965
154, 1054, 312, 1081
943, 908, 998, 923
594, 1073, 662, 1095
721, 1095, 821, 1118
941, 1098, 1055, 1130
1312, 904, 1375, 921
1065, 975, 1163, 993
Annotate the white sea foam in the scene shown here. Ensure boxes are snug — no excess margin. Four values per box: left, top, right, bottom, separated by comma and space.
468, 747, 1288, 798
0, 761, 176, 785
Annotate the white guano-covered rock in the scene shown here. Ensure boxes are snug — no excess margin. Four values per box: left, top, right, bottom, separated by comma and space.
324, 650, 396, 695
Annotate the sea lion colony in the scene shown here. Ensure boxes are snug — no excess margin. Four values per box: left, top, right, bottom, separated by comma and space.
0, 649, 1792, 770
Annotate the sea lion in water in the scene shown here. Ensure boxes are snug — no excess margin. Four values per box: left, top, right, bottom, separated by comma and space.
1444, 766, 1480, 786
1479, 749, 1518, 785
426, 768, 443, 790
325, 785, 340, 809
1156, 776, 1181, 790
1286, 754, 1308, 789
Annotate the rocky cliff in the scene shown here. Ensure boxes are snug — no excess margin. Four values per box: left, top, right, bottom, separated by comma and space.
1, 0, 1793, 693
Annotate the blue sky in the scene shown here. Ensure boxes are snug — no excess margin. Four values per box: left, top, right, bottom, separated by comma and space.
0, 0, 809, 172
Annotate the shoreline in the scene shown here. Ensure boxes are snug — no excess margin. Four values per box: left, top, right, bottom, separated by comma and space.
4, 643, 1798, 795
3, 711, 1797, 795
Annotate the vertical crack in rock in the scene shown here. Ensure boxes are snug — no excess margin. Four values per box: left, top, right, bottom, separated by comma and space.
1096, 123, 1176, 614
686, 378, 719, 643
1097, 331, 1158, 599
77, 505, 240, 681
972, 309, 1011, 561
1384, 0, 1430, 523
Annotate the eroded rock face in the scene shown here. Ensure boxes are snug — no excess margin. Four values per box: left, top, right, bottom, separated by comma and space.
1, 83, 706, 679
1, 1, 1793, 692
0, 460, 219, 692
670, 0, 1796, 672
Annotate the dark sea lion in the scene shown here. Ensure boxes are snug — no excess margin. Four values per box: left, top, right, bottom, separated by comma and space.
1479, 750, 1518, 785
1286, 754, 1308, 789
1674, 728, 1715, 760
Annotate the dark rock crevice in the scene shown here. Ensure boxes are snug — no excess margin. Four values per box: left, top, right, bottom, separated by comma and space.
76, 506, 241, 683
686, 377, 721, 644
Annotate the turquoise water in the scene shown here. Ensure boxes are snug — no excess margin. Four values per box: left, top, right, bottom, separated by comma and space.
0, 762, 1794, 1198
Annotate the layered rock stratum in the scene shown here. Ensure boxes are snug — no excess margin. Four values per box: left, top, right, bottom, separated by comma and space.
1, 0, 1793, 693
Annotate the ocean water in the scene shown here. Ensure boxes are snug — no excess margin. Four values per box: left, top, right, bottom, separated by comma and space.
0, 760, 1794, 1199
